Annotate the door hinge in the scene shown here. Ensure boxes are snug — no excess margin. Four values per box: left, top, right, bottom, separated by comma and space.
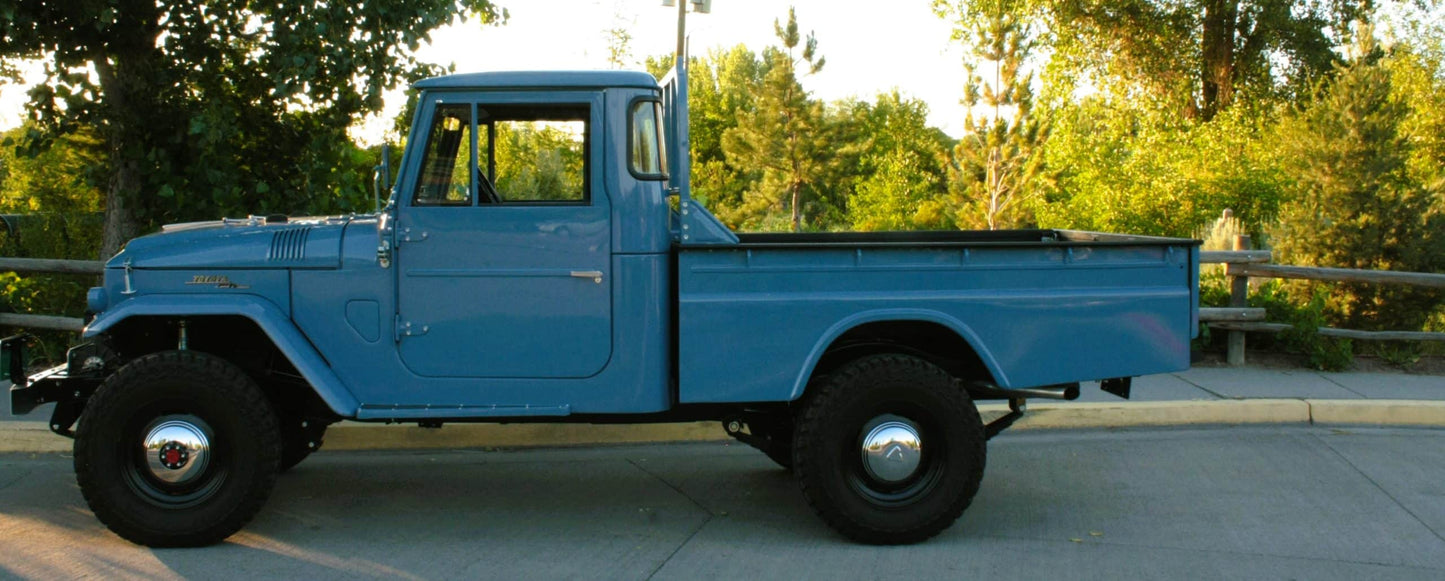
399, 227, 430, 244
395, 316, 430, 342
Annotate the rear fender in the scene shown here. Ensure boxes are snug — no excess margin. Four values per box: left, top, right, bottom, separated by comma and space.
788, 309, 1008, 401
84, 295, 360, 417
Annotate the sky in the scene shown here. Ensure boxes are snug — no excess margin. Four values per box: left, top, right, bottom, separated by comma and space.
370, 0, 969, 140
0, 1, 971, 139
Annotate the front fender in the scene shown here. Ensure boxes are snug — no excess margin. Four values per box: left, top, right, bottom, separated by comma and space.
787, 309, 1009, 401
84, 295, 360, 417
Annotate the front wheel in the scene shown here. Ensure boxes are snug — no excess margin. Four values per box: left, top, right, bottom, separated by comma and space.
74, 351, 283, 547
793, 354, 986, 544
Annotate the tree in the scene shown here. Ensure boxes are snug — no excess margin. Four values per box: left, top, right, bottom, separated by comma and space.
603, 6, 635, 70
1272, 27, 1445, 331
939, 0, 1049, 230
843, 92, 952, 231
1032, 0, 1370, 119
648, 45, 769, 216
1, 1, 505, 258
720, 7, 830, 232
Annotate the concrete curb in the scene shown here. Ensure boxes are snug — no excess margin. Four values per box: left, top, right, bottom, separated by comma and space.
978, 399, 1314, 429
1308, 399, 1445, 427
4, 399, 1445, 454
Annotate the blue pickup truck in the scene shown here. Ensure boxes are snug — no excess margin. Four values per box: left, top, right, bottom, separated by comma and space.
6, 66, 1199, 547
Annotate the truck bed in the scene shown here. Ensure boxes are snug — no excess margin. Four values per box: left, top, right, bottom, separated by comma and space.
675, 229, 1200, 404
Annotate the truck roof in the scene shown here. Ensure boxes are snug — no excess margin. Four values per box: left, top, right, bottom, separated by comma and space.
413, 70, 660, 91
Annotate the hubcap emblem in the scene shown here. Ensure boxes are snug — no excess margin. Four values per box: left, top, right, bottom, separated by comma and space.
860, 418, 923, 483
159, 442, 190, 469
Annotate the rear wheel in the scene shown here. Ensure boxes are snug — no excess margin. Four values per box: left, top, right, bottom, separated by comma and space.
74, 351, 283, 547
793, 354, 986, 544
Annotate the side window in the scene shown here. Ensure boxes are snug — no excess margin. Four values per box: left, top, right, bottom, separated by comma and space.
480, 105, 589, 204
413, 104, 473, 206
629, 100, 667, 179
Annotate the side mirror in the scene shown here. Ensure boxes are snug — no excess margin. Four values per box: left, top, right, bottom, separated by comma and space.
372, 144, 392, 213
374, 144, 395, 268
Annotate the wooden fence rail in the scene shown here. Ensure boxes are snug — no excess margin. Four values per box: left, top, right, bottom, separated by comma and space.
1204, 235, 1445, 366
0, 257, 104, 276
0, 257, 100, 333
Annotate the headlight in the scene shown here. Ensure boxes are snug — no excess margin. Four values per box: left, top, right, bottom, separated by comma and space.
86, 286, 108, 313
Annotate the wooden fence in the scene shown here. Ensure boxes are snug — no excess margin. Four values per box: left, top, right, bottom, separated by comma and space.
1199, 235, 1445, 365
4, 242, 1444, 364
0, 257, 103, 332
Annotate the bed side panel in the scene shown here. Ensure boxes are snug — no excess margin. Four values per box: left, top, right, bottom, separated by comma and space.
676, 243, 1195, 404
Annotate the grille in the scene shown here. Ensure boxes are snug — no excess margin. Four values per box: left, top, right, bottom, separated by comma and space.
268, 227, 310, 262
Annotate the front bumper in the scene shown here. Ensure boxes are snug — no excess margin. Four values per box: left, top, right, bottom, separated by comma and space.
4, 334, 95, 436
9, 363, 69, 416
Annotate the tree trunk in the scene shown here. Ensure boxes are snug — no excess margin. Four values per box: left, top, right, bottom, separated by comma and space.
1200, 0, 1239, 120
96, 58, 145, 260
790, 181, 802, 232
94, 5, 163, 260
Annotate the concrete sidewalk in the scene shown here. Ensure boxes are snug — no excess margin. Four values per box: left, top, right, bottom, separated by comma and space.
4, 364, 1443, 453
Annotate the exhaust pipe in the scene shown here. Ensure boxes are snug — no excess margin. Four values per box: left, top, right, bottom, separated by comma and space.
966, 381, 1080, 401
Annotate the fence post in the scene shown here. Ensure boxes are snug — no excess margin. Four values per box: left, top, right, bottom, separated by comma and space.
1226, 235, 1251, 366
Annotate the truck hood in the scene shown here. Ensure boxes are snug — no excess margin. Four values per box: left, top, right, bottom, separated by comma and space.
106, 216, 353, 269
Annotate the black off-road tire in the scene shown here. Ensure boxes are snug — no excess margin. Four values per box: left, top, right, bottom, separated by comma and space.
793, 354, 986, 545
278, 415, 327, 473
74, 350, 283, 547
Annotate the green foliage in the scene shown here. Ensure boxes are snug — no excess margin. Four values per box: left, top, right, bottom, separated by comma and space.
494, 122, 586, 202
1, 0, 506, 256
1279, 287, 1356, 371
1035, 0, 1366, 119
648, 45, 770, 215
842, 92, 952, 231
719, 8, 833, 232
0, 125, 103, 358
1271, 28, 1445, 331
932, 0, 1050, 230
1033, 100, 1288, 237
1, 125, 102, 213
1243, 281, 1354, 371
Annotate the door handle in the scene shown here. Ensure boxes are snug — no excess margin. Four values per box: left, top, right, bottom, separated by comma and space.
570, 271, 604, 284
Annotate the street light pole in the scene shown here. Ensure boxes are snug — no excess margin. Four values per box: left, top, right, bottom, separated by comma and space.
675, 0, 686, 64
664, 1, 710, 63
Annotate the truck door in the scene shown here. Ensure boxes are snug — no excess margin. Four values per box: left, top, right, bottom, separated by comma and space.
395, 93, 612, 378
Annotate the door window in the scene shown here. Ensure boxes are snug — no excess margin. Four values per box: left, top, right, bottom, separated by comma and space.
413, 104, 474, 206
481, 105, 589, 204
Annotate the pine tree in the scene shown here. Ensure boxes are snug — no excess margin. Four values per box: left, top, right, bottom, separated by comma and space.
720, 7, 828, 232
1272, 26, 1445, 331
943, 0, 1047, 230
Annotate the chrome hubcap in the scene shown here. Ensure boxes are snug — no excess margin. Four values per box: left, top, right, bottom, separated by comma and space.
860, 415, 923, 483
142, 418, 211, 485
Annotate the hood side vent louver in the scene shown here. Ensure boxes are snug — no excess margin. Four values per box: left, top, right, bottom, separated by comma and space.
268, 227, 311, 262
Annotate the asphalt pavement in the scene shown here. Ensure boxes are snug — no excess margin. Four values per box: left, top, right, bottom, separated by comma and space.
3, 426, 1444, 580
